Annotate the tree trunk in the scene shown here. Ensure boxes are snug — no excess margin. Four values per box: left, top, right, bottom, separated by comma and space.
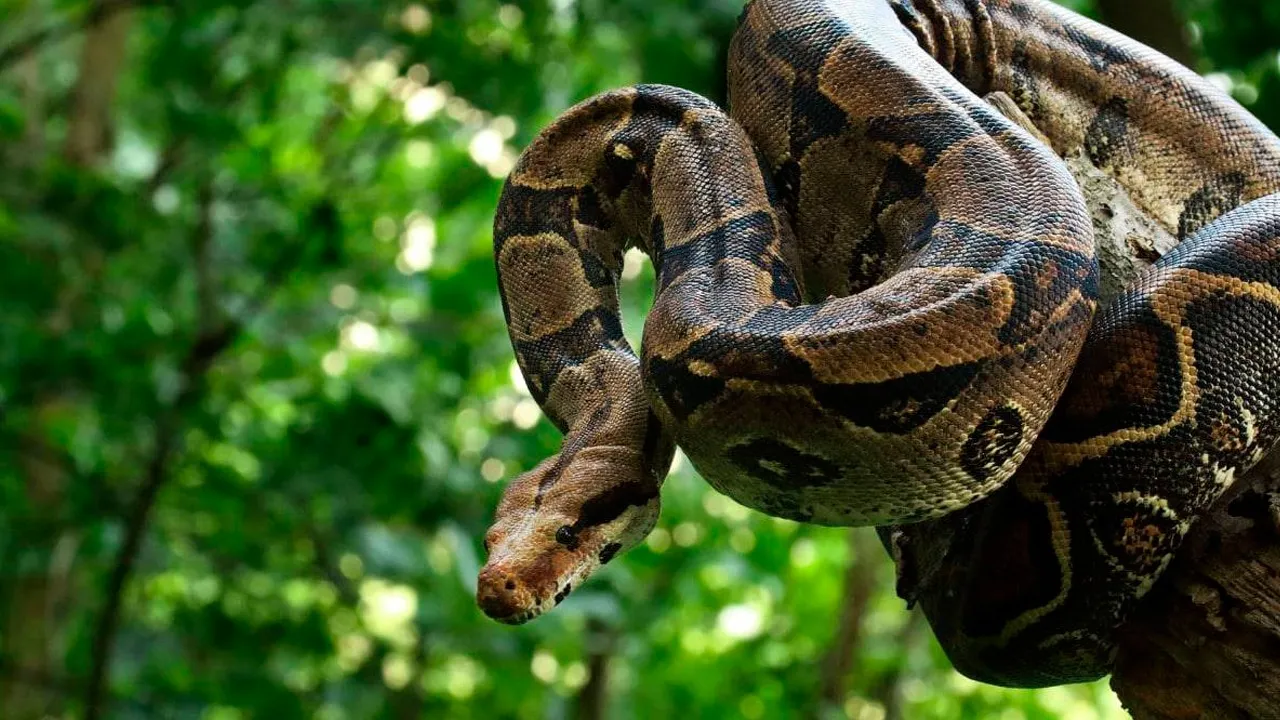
1030, 94, 1280, 719
875, 609, 927, 720
1094, 0, 1197, 69
985, 90, 1280, 718
0, 8, 134, 718
1, 399, 74, 719
574, 618, 616, 720
1112, 455, 1280, 719
16, 49, 44, 159
814, 529, 879, 716
63, 6, 134, 165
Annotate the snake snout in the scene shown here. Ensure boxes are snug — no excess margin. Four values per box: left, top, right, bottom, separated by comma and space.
476, 565, 536, 623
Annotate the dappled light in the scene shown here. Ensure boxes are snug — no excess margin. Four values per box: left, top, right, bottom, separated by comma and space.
3, 0, 1276, 717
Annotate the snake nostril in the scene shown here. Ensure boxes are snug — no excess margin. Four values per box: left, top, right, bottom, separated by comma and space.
477, 573, 526, 620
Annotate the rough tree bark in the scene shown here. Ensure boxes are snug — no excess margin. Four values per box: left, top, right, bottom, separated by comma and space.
987, 91, 1280, 719
1113, 454, 1280, 719
1067, 4, 1280, 715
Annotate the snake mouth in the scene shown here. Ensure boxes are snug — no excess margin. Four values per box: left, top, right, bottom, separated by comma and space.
476, 563, 577, 624
481, 606, 540, 625
476, 586, 544, 625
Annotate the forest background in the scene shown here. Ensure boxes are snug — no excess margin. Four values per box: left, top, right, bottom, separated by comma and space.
1, 0, 1276, 717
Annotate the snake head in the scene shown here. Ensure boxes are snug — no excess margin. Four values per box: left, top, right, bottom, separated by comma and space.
476, 445, 660, 624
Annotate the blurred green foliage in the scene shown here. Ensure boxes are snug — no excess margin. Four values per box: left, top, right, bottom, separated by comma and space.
0, 0, 1275, 717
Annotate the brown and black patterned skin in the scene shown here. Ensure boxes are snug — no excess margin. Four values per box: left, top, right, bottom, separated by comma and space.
478, 0, 1280, 687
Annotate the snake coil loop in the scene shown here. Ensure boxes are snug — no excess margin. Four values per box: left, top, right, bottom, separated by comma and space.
480, 0, 1280, 687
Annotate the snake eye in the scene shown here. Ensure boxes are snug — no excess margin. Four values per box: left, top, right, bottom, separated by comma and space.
555, 525, 579, 549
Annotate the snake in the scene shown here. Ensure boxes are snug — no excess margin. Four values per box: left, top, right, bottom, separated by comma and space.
476, 0, 1280, 687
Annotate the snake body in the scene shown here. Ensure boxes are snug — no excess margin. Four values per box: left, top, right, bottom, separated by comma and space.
478, 0, 1280, 686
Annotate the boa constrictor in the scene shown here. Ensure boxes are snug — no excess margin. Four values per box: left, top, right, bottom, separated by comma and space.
477, 0, 1280, 687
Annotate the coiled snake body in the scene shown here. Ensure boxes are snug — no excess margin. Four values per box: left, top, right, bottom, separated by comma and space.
478, 0, 1280, 686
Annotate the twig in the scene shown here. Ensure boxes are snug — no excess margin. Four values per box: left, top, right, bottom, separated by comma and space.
309, 527, 361, 607
142, 139, 187, 195
193, 180, 217, 335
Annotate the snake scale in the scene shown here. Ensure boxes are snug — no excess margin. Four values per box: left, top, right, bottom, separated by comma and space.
477, 0, 1280, 687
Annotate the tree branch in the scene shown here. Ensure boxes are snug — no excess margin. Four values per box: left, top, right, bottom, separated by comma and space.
81, 185, 301, 718
983, 89, 1280, 716
1112, 454, 1280, 718
81, 326, 237, 720
309, 527, 361, 607
0, 0, 164, 74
